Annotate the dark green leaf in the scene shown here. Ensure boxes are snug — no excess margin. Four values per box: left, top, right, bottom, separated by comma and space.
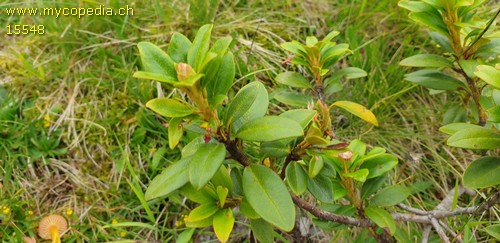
371, 185, 411, 207
286, 162, 308, 195
463, 157, 500, 188
307, 174, 334, 203
359, 154, 398, 179
251, 219, 274, 243
225, 82, 268, 132
361, 175, 388, 199
243, 165, 296, 231
365, 206, 396, 235
404, 69, 466, 90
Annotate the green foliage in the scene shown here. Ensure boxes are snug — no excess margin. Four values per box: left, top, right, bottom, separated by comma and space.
135, 23, 404, 240
399, 0, 500, 190
463, 157, 500, 188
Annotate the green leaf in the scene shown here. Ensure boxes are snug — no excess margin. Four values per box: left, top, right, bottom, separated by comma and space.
309, 155, 324, 178
306, 36, 318, 47
189, 143, 227, 190
398, 0, 434, 12
133, 71, 177, 84
307, 174, 334, 203
187, 24, 213, 71
361, 175, 388, 199
447, 127, 500, 149
429, 32, 453, 53
404, 69, 465, 90
275, 71, 312, 88
146, 98, 194, 118
439, 122, 482, 135
442, 106, 467, 124
331, 100, 378, 126
280, 109, 317, 129
343, 169, 369, 182
365, 206, 396, 235
371, 185, 411, 207
216, 186, 229, 208
458, 59, 480, 78
211, 165, 234, 195
359, 154, 398, 179
273, 90, 312, 107
236, 116, 304, 142
179, 184, 217, 204
322, 30, 340, 42
285, 162, 308, 195
475, 65, 500, 90
483, 224, 500, 240
145, 157, 191, 200
167, 32, 192, 63
187, 203, 218, 223
207, 52, 235, 105
399, 54, 453, 68
408, 10, 449, 36
250, 219, 274, 243
225, 82, 268, 132
168, 118, 183, 149
281, 41, 307, 55
243, 165, 295, 231
213, 209, 234, 243
137, 42, 176, 78
240, 198, 260, 219
463, 157, 500, 188
487, 105, 500, 122
176, 228, 196, 243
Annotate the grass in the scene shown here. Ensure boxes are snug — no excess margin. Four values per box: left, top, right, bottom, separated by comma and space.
1, 0, 498, 242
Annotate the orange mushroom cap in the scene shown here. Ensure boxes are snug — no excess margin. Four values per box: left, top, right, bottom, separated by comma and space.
38, 214, 68, 240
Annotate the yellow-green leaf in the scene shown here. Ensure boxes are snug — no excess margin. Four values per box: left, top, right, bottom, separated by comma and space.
146, 98, 194, 118
365, 206, 396, 235
331, 100, 378, 126
213, 209, 234, 243
475, 65, 500, 90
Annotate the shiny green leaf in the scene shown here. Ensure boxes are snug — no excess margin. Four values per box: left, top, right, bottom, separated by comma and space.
371, 185, 411, 207
399, 54, 453, 68
137, 42, 176, 78
225, 82, 268, 131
